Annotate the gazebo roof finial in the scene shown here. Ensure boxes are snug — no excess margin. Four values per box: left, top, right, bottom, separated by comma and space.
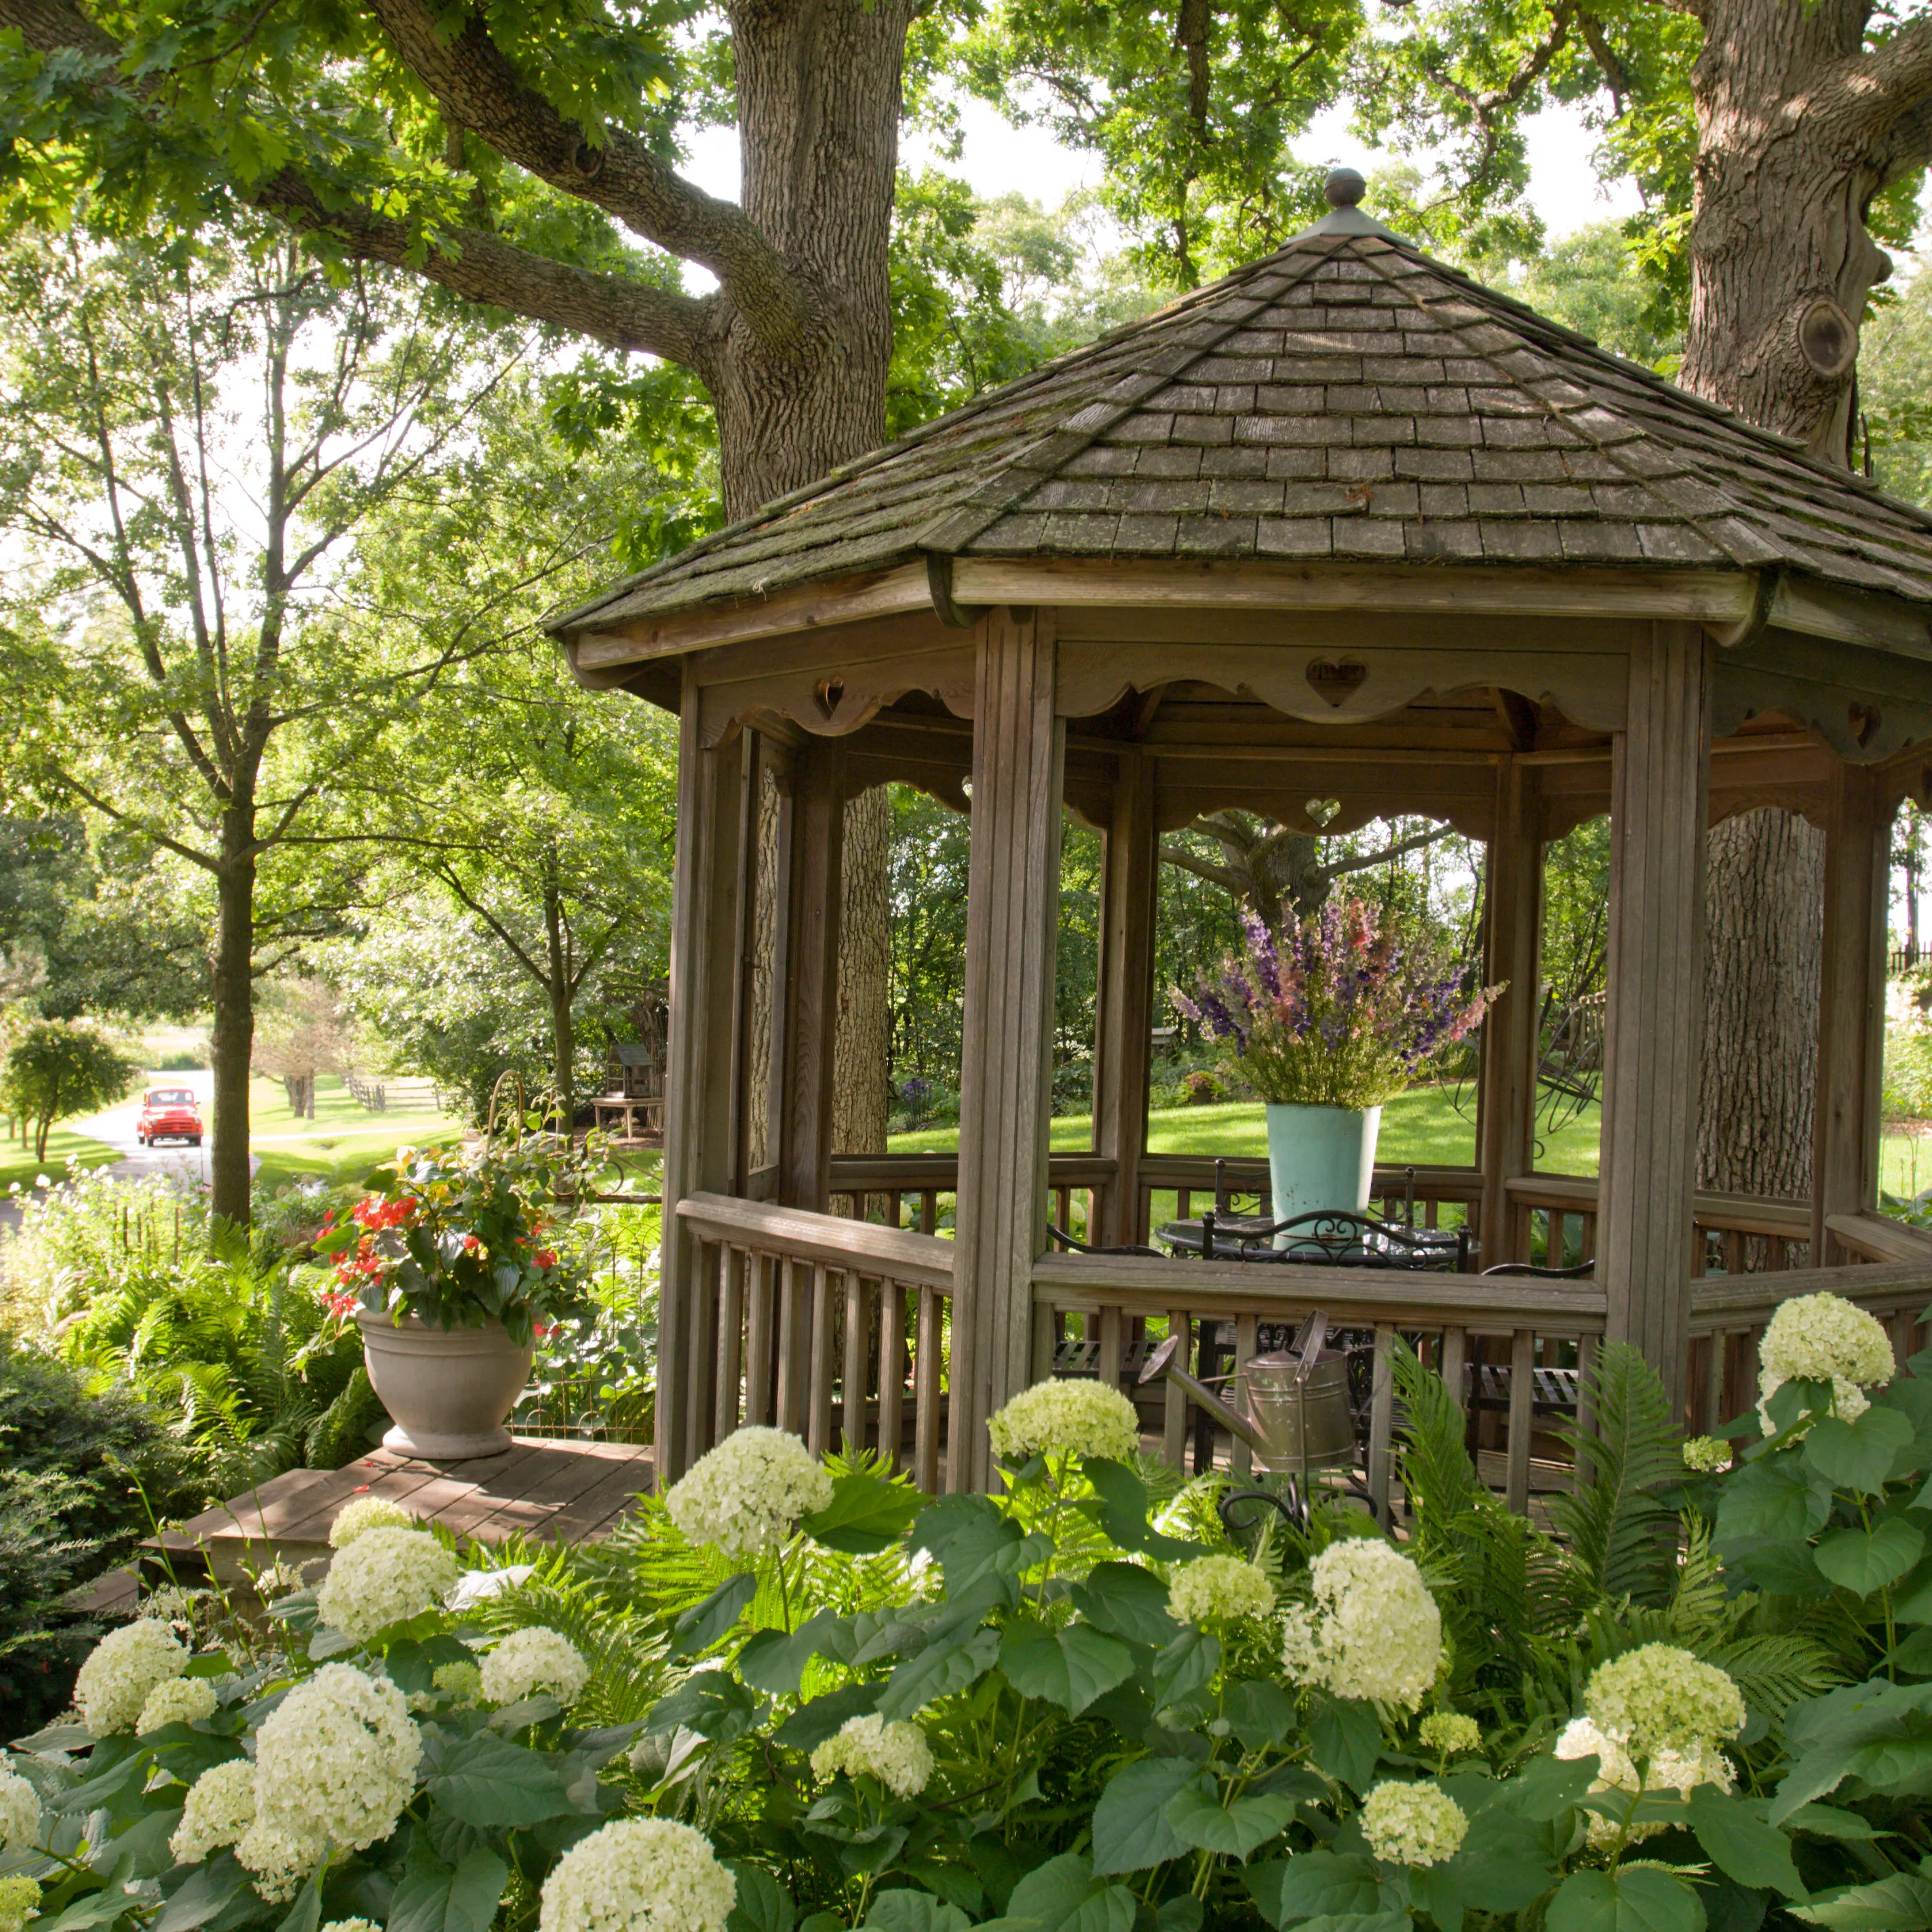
1324, 166, 1366, 209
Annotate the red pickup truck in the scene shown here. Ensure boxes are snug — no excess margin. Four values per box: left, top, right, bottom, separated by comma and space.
136, 1087, 204, 1147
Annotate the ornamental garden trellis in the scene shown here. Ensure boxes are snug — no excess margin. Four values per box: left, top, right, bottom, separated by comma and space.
548, 172, 1932, 1502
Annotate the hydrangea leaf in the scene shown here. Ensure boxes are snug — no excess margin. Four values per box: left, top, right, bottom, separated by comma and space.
1077, 1460, 1200, 1560
1244, 1849, 1380, 1927
990, 1853, 1136, 1932
1716, 1454, 1832, 1547
389, 1845, 509, 1932
1151, 1627, 1220, 1712
1089, 1758, 1197, 1874
425, 1732, 577, 1826
1439, 1805, 1559, 1912
724, 1861, 794, 1932
1163, 1785, 1296, 1859
875, 1626, 1000, 1723
1154, 1899, 1202, 1932
1683, 1786, 1806, 1899
1068, 1564, 1180, 1648
738, 1612, 851, 1698
1722, 1536, 1829, 1600
801, 1472, 923, 1555
865, 1895, 970, 1932
642, 1670, 762, 1745
1226, 1680, 1301, 1752
1790, 1872, 1932, 1930
773, 1683, 879, 1754
1814, 1521, 1924, 1596
153, 1853, 252, 1932
1778, 1802, 1885, 1841
1308, 1695, 1381, 1795
1548, 1866, 1701, 1932
997, 1620, 1134, 1716
667, 1574, 757, 1660
269, 1878, 321, 1932
1804, 1410, 1915, 1496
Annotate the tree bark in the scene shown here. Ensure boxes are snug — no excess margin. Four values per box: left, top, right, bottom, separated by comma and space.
834, 784, 892, 1153
1680, 0, 1928, 1201
1686, 0, 1909, 463
1698, 809, 1824, 1197
208, 805, 258, 1225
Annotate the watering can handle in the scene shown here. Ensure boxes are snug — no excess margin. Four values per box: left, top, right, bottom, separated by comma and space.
1294, 1309, 1328, 1383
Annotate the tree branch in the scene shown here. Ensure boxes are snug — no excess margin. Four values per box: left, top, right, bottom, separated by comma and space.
1825, 18, 1932, 164
1316, 824, 1454, 885
0, 0, 716, 368
1158, 842, 1252, 897
359, 0, 815, 361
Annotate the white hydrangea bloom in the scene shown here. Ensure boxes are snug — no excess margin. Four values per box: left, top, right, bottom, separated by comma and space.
1586, 1645, 1744, 1756
236, 1665, 421, 1900
986, 1380, 1140, 1464
539, 1817, 735, 1932
315, 1528, 460, 1641
1758, 1292, 1893, 1433
0, 1875, 38, 1932
481, 1628, 590, 1707
254, 1560, 321, 1599
322, 1919, 383, 1932
1681, 1437, 1733, 1473
329, 1499, 417, 1549
136, 1676, 219, 1735
172, 1760, 257, 1865
75, 1620, 188, 1735
1554, 1716, 1734, 1849
664, 1428, 834, 1560
1166, 1556, 1276, 1626
809, 1714, 934, 1798
1417, 1712, 1481, 1759
0, 1769, 39, 1853
433, 1661, 484, 1707
1280, 1540, 1441, 1711
1360, 1781, 1467, 1867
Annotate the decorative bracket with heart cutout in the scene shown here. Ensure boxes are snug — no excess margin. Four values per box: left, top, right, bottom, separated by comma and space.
1305, 659, 1370, 707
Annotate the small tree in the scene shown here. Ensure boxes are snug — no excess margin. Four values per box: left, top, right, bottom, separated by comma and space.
252, 979, 357, 1120
0, 1020, 139, 1161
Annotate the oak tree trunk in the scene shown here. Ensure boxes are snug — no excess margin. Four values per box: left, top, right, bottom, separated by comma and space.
833, 784, 892, 1153
712, 0, 908, 1161
1698, 810, 1824, 1197
1682, 0, 1902, 1200
208, 805, 258, 1226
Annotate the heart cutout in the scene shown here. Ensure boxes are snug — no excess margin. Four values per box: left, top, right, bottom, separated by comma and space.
1849, 699, 1880, 748
813, 676, 845, 722
1306, 659, 1368, 707
1305, 796, 1340, 828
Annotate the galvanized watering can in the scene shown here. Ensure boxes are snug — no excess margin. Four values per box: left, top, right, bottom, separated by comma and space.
1138, 1309, 1355, 1479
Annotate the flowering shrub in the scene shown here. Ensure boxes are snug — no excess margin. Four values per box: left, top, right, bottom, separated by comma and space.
1174, 898, 1501, 1108
72, 1618, 185, 1733
985, 1377, 1140, 1463
313, 1526, 460, 1641
1756, 1289, 1895, 1429
327, 1497, 416, 1548
315, 1137, 600, 1344
13, 1292, 1932, 1932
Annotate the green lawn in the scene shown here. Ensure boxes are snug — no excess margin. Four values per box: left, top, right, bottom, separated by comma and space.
248, 1074, 464, 1190
888, 1083, 1604, 1176
0, 1127, 123, 1193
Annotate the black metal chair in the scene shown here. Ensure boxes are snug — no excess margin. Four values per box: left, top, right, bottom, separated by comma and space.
1191, 1208, 1469, 1271
1046, 1224, 1164, 1258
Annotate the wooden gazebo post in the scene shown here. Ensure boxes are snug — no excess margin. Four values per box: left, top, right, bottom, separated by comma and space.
1598, 623, 1712, 1414
1478, 755, 1545, 1266
949, 609, 1065, 1491
1091, 746, 1159, 1248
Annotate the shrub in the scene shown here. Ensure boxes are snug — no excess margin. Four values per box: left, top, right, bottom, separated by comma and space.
0, 1021, 140, 1161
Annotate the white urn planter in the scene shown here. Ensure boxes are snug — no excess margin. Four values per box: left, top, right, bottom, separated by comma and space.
357, 1309, 534, 1459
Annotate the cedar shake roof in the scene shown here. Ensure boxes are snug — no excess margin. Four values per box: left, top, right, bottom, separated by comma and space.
552, 206, 1932, 639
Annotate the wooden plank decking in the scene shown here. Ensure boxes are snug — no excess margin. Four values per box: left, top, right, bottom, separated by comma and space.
138, 1437, 654, 1589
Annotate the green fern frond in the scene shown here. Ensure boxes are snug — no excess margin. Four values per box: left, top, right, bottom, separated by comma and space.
1707, 1631, 1844, 1719
1549, 1342, 1680, 1606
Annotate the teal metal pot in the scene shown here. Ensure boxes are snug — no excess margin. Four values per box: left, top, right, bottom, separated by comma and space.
1264, 1102, 1383, 1226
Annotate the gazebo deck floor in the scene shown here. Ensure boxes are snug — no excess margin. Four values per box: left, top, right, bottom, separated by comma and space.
134, 1436, 654, 1595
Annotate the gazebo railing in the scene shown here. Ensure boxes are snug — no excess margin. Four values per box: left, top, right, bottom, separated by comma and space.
676, 1194, 956, 1492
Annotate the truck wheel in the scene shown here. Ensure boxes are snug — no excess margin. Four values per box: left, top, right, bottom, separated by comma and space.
190, 1136, 202, 1147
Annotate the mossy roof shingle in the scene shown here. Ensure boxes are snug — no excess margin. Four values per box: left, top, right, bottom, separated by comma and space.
554, 220, 1932, 637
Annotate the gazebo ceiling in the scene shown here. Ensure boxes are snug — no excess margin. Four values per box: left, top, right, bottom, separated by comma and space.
552, 193, 1932, 666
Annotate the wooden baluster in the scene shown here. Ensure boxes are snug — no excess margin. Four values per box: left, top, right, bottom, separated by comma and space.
1439, 1326, 1467, 1414
1724, 1229, 1744, 1276
1425, 1198, 1440, 1231
1098, 1305, 1123, 1392
1506, 1328, 1536, 1514
714, 1245, 746, 1438
1177, 1188, 1191, 1221
914, 1286, 943, 1494
1367, 1325, 1396, 1525
842, 1275, 870, 1454
1703, 1327, 1726, 1433
1739, 1328, 1760, 1410
1032, 1300, 1056, 1381
775, 1257, 809, 1436
921, 1191, 938, 1235
1230, 1314, 1259, 1477
744, 1252, 775, 1427
1163, 1311, 1191, 1469
807, 1264, 836, 1454
878, 1283, 907, 1474
1893, 1308, 1916, 1378
1579, 1212, 1597, 1265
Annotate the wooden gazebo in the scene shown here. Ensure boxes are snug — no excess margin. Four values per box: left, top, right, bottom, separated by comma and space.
552, 176, 1932, 1503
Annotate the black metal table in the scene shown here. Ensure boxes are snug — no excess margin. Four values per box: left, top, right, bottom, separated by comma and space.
1156, 1208, 1472, 1272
